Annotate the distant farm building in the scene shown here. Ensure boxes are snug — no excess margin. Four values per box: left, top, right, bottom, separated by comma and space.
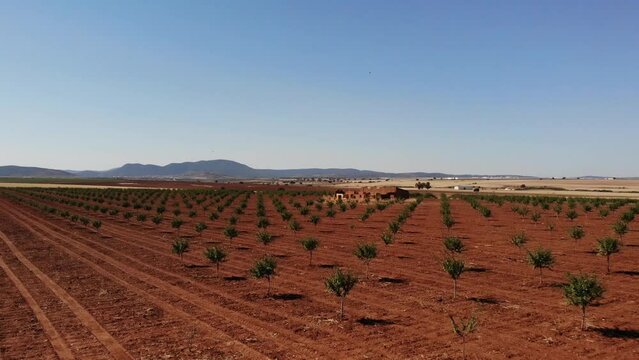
335, 187, 410, 202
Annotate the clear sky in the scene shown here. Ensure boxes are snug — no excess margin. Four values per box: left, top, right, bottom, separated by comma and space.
1, 1, 638, 177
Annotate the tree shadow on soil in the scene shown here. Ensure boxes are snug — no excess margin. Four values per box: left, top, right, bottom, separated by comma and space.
236, 246, 250, 250
615, 270, 639, 276
185, 263, 210, 269
379, 277, 408, 284
465, 267, 489, 273
397, 255, 413, 260
357, 317, 395, 326
272, 293, 304, 301
468, 297, 500, 305
318, 264, 338, 269
592, 327, 639, 339
400, 241, 416, 245
223, 276, 247, 282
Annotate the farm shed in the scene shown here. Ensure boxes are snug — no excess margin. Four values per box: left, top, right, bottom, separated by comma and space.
335, 187, 409, 202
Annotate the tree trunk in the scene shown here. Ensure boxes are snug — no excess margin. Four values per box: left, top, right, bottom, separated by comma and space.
340, 296, 344, 321
539, 268, 543, 286
462, 335, 466, 360
216, 262, 220, 275
581, 306, 586, 330
267, 276, 271, 296
453, 279, 457, 299
309, 251, 313, 266
607, 255, 611, 274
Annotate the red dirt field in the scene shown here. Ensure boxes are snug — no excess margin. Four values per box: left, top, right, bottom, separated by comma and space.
0, 187, 637, 359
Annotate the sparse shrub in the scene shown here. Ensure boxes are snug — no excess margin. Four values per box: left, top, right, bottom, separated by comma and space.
92, 220, 102, 233
566, 209, 578, 221
229, 215, 238, 225
531, 212, 541, 223
562, 273, 604, 330
171, 218, 184, 235
288, 219, 302, 233
381, 231, 394, 246
152, 215, 163, 225
325, 268, 358, 321
195, 222, 207, 236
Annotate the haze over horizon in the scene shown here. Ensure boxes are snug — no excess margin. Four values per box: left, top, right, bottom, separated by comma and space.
2, 1, 638, 177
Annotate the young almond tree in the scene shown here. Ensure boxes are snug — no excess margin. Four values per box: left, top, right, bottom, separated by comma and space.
256, 230, 274, 247
566, 209, 578, 222
204, 246, 227, 275
309, 215, 320, 226
443, 257, 465, 299
325, 268, 358, 321
511, 232, 528, 250
152, 215, 163, 225
223, 226, 239, 243
288, 219, 302, 234
449, 314, 478, 360
354, 243, 377, 277
171, 218, 184, 236
443, 236, 464, 256
526, 248, 555, 285
300, 237, 319, 265
92, 220, 102, 234
612, 221, 628, 242
381, 230, 394, 246
562, 273, 604, 330
195, 222, 208, 237
250, 256, 277, 296
569, 226, 585, 242
172, 238, 189, 263
596, 237, 620, 274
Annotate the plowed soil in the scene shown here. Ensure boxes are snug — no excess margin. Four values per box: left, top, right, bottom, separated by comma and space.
0, 189, 637, 359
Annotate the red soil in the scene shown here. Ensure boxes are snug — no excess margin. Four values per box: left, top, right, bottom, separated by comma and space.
0, 188, 637, 359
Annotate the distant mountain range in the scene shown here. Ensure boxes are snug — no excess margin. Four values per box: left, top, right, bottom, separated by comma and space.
0, 159, 537, 179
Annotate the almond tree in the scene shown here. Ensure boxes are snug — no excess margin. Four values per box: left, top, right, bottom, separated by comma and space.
204, 246, 227, 275
526, 248, 555, 285
172, 238, 189, 263
381, 230, 394, 246
449, 314, 477, 360
612, 221, 628, 242
195, 222, 208, 237
256, 230, 274, 247
171, 218, 184, 236
325, 268, 358, 321
300, 237, 319, 265
443, 257, 465, 299
309, 215, 320, 226
354, 243, 377, 277
596, 237, 620, 274
563, 273, 604, 330
223, 226, 238, 243
250, 256, 277, 296
569, 226, 585, 242
443, 236, 464, 256
511, 232, 528, 250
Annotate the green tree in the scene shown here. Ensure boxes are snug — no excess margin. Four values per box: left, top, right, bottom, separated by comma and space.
257, 217, 270, 229
449, 314, 478, 360
195, 222, 208, 237
309, 215, 320, 226
566, 209, 578, 221
92, 220, 102, 234
256, 230, 274, 247
562, 273, 604, 330
381, 230, 394, 246
288, 219, 302, 233
325, 268, 358, 321
569, 226, 585, 242
223, 225, 238, 243
596, 237, 620, 274
354, 243, 377, 276
612, 221, 628, 241
300, 237, 319, 265
531, 212, 541, 223
172, 238, 189, 263
171, 218, 184, 236
152, 215, 163, 225
511, 232, 528, 249
388, 221, 401, 235
250, 256, 277, 296
443, 257, 465, 299
204, 246, 227, 274
526, 248, 555, 285
443, 236, 464, 255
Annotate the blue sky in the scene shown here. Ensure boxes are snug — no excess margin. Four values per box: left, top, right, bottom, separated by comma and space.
1, 1, 638, 176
